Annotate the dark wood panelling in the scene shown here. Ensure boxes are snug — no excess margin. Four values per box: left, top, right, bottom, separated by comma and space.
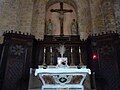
86, 32, 120, 90
1, 32, 34, 90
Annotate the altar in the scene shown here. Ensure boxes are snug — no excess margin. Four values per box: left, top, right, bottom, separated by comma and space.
35, 57, 91, 90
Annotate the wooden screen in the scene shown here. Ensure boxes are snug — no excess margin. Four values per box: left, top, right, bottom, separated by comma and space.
1, 32, 34, 90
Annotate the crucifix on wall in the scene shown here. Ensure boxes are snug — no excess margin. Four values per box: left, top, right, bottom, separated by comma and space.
51, 2, 73, 36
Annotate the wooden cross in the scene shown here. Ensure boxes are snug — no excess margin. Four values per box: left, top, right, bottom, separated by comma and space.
51, 2, 73, 36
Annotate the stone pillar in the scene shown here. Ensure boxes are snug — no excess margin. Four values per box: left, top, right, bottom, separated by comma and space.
18, 0, 33, 33
0, 0, 5, 35
90, 0, 105, 33
114, 0, 120, 31
31, 0, 46, 39
77, 0, 92, 39
101, 0, 116, 31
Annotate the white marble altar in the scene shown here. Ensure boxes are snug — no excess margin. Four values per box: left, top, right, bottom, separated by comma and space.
35, 57, 91, 90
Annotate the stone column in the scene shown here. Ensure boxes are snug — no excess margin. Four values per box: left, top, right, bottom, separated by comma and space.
31, 0, 46, 39
36, 0, 46, 39
77, 0, 92, 39
114, 0, 120, 31
90, 0, 105, 33
18, 0, 33, 33
101, 0, 116, 31
0, 0, 5, 35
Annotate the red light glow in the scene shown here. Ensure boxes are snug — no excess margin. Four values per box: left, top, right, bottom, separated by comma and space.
93, 54, 97, 59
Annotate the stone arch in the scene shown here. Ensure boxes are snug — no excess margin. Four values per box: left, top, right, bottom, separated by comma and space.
46, 0, 78, 15
30, 0, 92, 39
45, 0, 78, 35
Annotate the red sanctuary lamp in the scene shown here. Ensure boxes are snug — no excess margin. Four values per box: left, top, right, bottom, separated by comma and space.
92, 54, 98, 60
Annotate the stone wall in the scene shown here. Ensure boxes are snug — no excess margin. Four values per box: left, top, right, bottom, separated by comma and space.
114, 0, 120, 31
0, 0, 4, 35
0, 0, 20, 31
101, 0, 116, 31
90, 0, 105, 33
17, 0, 33, 33
0, 0, 120, 39
34, 0, 46, 39
76, 0, 92, 39
0, 0, 33, 35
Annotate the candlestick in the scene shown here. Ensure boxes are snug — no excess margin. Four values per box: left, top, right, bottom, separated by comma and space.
71, 47, 73, 53
79, 47, 81, 53
50, 47, 53, 65
43, 47, 46, 65
79, 47, 83, 66
44, 47, 46, 53
50, 47, 52, 53
70, 47, 74, 65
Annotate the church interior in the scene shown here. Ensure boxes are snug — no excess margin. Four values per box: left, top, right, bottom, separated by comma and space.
0, 0, 120, 90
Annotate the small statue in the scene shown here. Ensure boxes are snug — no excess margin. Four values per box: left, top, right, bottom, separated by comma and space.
71, 19, 78, 35
46, 19, 53, 35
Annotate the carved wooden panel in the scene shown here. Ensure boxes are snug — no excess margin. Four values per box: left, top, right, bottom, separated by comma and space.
1, 32, 34, 90
36, 35, 81, 66
87, 33, 120, 90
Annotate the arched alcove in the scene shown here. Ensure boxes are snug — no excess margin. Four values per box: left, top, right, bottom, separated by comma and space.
46, 0, 78, 15
45, 0, 78, 35
30, 0, 93, 39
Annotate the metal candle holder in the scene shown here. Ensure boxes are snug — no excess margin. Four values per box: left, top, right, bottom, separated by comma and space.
50, 47, 53, 65
43, 47, 46, 65
70, 47, 74, 66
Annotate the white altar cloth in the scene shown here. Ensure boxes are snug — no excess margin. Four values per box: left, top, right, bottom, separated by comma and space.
35, 67, 91, 76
